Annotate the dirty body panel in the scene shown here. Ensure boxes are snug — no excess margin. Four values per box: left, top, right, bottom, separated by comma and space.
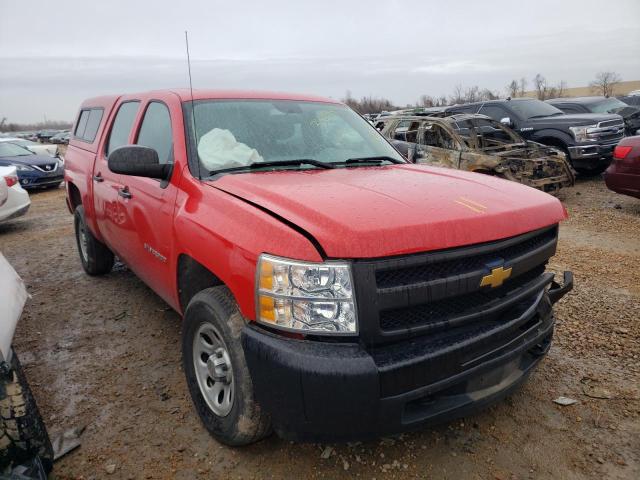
381, 115, 575, 193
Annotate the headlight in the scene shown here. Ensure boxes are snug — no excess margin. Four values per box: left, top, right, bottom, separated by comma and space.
256, 254, 357, 335
14, 164, 34, 171
569, 124, 597, 142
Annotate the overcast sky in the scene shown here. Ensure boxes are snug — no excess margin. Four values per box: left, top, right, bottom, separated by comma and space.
1, 0, 639, 123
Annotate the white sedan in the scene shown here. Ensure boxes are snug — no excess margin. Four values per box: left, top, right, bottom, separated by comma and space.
0, 165, 30, 222
0, 137, 59, 158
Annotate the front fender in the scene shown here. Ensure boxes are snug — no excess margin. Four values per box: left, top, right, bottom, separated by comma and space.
529, 129, 573, 148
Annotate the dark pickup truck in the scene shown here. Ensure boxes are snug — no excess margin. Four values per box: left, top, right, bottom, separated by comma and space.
447, 98, 624, 174
546, 96, 640, 137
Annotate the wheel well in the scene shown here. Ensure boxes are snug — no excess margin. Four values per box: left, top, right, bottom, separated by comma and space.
68, 182, 82, 211
177, 255, 224, 313
537, 137, 567, 151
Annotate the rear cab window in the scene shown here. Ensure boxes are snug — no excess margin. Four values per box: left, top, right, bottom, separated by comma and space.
74, 108, 104, 142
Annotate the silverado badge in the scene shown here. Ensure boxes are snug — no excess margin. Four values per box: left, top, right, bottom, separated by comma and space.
480, 266, 512, 288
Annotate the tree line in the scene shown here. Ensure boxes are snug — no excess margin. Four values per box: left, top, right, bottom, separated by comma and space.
343, 71, 623, 114
0, 118, 73, 133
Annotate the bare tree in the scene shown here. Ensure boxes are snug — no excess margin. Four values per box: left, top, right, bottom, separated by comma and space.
449, 84, 464, 105
590, 71, 622, 96
419, 95, 435, 107
507, 80, 519, 98
342, 92, 397, 114
519, 77, 528, 97
480, 89, 499, 101
556, 80, 567, 98
463, 86, 480, 103
533, 74, 548, 100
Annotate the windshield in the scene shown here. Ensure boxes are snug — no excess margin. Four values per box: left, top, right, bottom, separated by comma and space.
186, 100, 404, 174
587, 98, 628, 113
508, 100, 564, 119
0, 143, 34, 157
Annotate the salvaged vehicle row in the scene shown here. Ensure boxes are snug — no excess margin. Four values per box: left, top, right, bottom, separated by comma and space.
444, 98, 624, 174
379, 114, 575, 193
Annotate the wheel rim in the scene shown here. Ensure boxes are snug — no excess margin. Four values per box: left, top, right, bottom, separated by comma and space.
78, 221, 89, 262
193, 322, 234, 417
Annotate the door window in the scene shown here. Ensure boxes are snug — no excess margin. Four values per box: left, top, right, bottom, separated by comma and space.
393, 121, 420, 142
421, 123, 458, 149
107, 101, 140, 156
478, 105, 507, 122
136, 102, 174, 164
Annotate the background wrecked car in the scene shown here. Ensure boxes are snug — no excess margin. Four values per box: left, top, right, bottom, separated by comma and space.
381, 114, 575, 193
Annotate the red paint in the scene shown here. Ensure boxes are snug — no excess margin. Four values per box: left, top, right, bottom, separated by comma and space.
605, 135, 640, 199
3, 175, 18, 187
65, 90, 568, 322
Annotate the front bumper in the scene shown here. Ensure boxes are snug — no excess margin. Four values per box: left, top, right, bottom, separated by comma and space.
604, 163, 640, 199
243, 272, 573, 442
568, 142, 617, 170
0, 185, 31, 222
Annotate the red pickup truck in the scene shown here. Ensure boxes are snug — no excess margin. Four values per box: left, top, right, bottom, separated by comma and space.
64, 90, 573, 445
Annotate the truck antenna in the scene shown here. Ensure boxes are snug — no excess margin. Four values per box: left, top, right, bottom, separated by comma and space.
184, 30, 202, 179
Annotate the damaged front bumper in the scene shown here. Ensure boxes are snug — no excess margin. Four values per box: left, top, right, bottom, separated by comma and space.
242, 271, 573, 442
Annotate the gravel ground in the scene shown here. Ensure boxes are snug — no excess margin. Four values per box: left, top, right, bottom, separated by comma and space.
0, 178, 638, 480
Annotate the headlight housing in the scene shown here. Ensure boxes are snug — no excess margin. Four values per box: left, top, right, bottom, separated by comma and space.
256, 254, 357, 335
13, 164, 34, 171
569, 124, 597, 142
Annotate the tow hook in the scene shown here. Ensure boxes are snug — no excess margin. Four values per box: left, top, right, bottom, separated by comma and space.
548, 271, 574, 304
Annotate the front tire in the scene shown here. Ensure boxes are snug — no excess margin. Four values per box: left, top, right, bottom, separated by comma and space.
182, 287, 271, 446
0, 350, 53, 473
74, 205, 114, 275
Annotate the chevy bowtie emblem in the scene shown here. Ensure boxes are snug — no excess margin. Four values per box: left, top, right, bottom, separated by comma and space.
480, 266, 512, 288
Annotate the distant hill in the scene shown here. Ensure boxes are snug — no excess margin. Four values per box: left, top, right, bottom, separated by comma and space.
524, 80, 640, 98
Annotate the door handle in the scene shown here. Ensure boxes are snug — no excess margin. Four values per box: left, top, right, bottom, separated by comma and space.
93, 173, 104, 183
118, 187, 132, 199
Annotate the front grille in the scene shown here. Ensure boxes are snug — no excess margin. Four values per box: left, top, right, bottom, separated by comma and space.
598, 119, 624, 128
379, 265, 545, 331
376, 228, 556, 289
351, 225, 558, 346
31, 163, 58, 172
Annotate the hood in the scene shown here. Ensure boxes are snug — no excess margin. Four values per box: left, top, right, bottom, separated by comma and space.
207, 165, 567, 258
0, 153, 60, 167
611, 105, 640, 121
527, 112, 622, 126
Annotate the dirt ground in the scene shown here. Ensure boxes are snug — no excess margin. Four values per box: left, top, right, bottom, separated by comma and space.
1, 178, 638, 480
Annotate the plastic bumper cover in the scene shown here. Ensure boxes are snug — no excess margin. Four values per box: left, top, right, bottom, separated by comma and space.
242, 271, 573, 442
568, 143, 616, 169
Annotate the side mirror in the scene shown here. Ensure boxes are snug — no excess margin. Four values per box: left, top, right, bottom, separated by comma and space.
500, 117, 514, 128
108, 145, 169, 180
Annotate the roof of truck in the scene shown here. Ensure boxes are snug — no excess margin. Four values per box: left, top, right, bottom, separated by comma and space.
79, 90, 340, 108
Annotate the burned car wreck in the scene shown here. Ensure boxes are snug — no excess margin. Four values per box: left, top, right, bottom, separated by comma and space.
380, 114, 575, 193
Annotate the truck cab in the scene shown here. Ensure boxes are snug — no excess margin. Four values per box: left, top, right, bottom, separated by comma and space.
64, 90, 573, 445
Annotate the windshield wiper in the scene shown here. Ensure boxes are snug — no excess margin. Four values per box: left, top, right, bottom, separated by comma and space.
340, 156, 404, 165
210, 159, 335, 175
